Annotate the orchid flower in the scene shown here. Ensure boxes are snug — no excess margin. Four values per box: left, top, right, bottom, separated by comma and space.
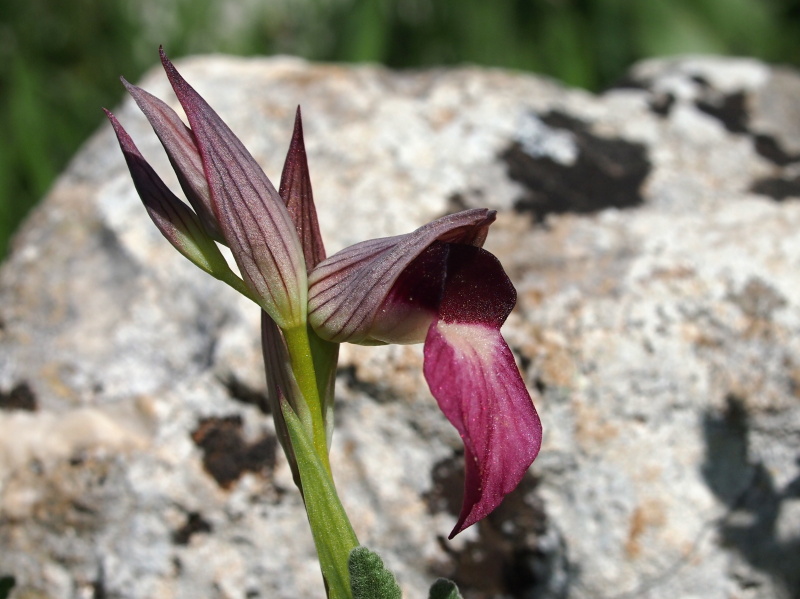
308, 212, 542, 537
105, 49, 541, 546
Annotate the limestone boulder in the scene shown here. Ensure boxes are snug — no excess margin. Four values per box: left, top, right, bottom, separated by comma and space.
1, 54, 799, 598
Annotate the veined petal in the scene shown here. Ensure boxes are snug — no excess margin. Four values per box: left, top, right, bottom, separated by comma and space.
365, 242, 448, 344
279, 107, 326, 270
308, 209, 496, 343
424, 321, 542, 538
106, 109, 232, 279
121, 78, 221, 241
159, 48, 306, 329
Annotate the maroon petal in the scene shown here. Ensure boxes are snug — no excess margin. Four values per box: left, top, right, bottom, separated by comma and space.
424, 244, 540, 537
279, 107, 326, 270
424, 320, 541, 538
121, 78, 221, 241
159, 48, 306, 328
105, 109, 227, 276
308, 209, 496, 343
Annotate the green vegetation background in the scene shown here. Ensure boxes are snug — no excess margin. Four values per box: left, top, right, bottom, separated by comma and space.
1, 0, 799, 258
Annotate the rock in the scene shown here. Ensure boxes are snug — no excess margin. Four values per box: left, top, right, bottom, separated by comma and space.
1, 54, 799, 599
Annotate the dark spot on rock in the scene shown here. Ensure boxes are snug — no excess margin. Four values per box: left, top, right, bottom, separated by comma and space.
426, 453, 570, 598
728, 278, 787, 320
508, 346, 531, 375
750, 174, 800, 201
690, 74, 711, 88
221, 374, 271, 415
753, 134, 800, 166
534, 377, 547, 395
71, 499, 97, 516
696, 91, 749, 133
447, 189, 486, 212
0, 382, 37, 411
702, 395, 800, 597
649, 92, 675, 117
425, 451, 465, 518
172, 511, 213, 545
338, 365, 399, 403
503, 111, 649, 221
191, 416, 276, 489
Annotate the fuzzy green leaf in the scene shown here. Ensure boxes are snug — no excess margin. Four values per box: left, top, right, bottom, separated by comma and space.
348, 546, 402, 599
0, 576, 15, 599
428, 578, 463, 599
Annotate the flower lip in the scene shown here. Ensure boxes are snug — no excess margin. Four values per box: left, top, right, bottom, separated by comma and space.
425, 317, 542, 538
309, 225, 539, 537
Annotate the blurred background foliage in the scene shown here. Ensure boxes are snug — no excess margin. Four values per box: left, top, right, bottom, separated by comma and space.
2, 0, 800, 257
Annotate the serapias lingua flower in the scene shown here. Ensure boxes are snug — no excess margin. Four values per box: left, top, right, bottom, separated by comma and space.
106, 48, 541, 539
308, 211, 542, 537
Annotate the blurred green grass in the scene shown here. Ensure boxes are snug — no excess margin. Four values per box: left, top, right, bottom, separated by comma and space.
1, 0, 799, 258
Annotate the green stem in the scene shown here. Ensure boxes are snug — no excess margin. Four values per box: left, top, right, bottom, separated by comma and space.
283, 324, 332, 474
283, 400, 359, 599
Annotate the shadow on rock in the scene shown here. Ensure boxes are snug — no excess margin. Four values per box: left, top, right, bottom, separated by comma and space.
425, 452, 571, 599
702, 394, 800, 597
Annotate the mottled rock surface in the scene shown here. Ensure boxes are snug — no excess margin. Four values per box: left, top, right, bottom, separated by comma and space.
1, 54, 799, 599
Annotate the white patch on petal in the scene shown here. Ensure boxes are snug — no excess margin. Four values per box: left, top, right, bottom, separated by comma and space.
434, 321, 497, 362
